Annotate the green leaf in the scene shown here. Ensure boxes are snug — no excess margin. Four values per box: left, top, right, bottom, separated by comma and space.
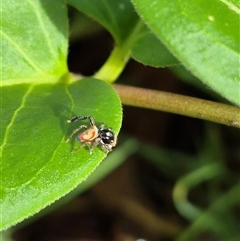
131, 0, 240, 105
1, 78, 122, 230
1, 0, 123, 231
67, 0, 140, 44
1, 0, 68, 81
131, 25, 179, 67
67, 1, 180, 82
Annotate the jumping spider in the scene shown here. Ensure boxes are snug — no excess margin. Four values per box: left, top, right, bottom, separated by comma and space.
66, 116, 117, 154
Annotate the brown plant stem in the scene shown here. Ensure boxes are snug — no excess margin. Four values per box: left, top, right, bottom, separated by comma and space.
113, 84, 240, 128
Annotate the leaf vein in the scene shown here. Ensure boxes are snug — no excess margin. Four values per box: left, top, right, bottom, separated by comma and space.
1, 31, 44, 74
0, 84, 35, 154
26, 0, 57, 59
219, 0, 240, 14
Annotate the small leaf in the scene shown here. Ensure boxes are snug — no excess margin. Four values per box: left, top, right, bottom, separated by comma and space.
131, 25, 179, 67
1, 0, 68, 81
132, 0, 240, 105
1, 78, 122, 230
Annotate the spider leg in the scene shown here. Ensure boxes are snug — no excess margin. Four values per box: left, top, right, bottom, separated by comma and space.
66, 125, 87, 143
71, 142, 88, 153
67, 116, 95, 126
100, 143, 113, 153
98, 123, 105, 129
89, 137, 101, 154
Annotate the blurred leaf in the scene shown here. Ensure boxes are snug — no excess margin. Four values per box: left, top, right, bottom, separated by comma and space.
0, 230, 14, 241
132, 0, 240, 105
1, 78, 122, 230
69, 9, 104, 42
66, 0, 139, 44
67, 0, 179, 68
1, 0, 68, 81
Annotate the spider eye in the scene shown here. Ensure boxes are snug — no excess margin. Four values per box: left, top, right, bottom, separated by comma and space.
99, 129, 115, 144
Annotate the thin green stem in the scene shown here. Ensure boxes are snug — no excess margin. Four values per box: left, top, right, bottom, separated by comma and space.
176, 184, 240, 241
173, 163, 224, 221
114, 84, 240, 128
93, 45, 131, 83
93, 21, 144, 83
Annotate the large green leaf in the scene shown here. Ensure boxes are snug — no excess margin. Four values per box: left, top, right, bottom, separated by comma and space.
131, 0, 240, 105
1, 0, 122, 230
1, 0, 68, 81
1, 78, 122, 230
